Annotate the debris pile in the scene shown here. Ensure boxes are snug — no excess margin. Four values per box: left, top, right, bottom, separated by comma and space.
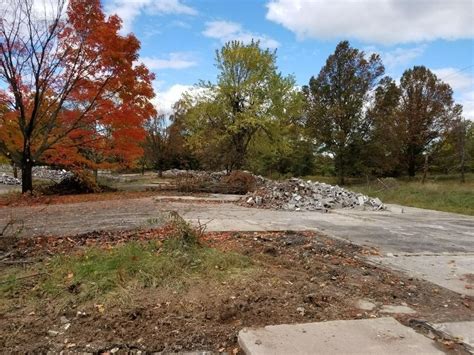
0, 166, 72, 185
243, 178, 385, 212
32, 166, 71, 181
1, 173, 21, 185
162, 169, 227, 181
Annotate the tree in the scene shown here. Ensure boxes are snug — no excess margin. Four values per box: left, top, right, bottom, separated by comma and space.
304, 41, 384, 185
0, 0, 155, 192
142, 101, 198, 173
434, 117, 473, 182
182, 40, 301, 171
366, 76, 403, 176
396, 66, 459, 177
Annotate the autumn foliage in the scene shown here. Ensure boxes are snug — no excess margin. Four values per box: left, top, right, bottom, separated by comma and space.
0, 0, 156, 192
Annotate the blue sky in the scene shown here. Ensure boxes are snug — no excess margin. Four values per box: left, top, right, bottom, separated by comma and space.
103, 0, 474, 119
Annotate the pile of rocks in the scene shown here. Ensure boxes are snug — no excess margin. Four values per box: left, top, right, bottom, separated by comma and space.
32, 166, 71, 180
0, 166, 72, 185
161, 169, 227, 182
244, 178, 384, 212
0, 173, 21, 185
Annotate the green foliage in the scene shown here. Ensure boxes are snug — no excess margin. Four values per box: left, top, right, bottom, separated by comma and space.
396, 66, 460, 176
304, 40, 385, 184
182, 40, 302, 171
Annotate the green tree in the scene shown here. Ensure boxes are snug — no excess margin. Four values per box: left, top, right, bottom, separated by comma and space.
303, 41, 384, 185
396, 66, 460, 177
366, 76, 403, 176
183, 40, 302, 171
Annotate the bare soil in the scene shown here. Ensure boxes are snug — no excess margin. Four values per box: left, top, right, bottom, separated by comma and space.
1, 230, 472, 353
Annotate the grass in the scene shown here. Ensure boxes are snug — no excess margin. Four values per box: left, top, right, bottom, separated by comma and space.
1, 218, 253, 305
302, 173, 474, 215
350, 175, 474, 216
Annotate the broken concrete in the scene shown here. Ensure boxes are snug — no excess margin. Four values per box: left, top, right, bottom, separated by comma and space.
432, 321, 474, 349
238, 317, 443, 355
370, 254, 474, 296
243, 177, 385, 211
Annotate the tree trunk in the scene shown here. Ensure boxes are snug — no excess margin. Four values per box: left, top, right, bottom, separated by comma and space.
459, 120, 466, 184
421, 154, 429, 184
12, 163, 18, 179
407, 155, 416, 177
21, 159, 33, 193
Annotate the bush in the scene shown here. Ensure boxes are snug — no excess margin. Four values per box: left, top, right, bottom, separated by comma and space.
221, 170, 257, 194
48, 170, 101, 194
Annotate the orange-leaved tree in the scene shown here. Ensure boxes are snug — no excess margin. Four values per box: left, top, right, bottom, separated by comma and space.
0, 0, 156, 192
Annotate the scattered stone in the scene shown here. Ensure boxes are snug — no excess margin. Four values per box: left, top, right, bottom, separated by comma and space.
60, 316, 70, 324
47, 330, 59, 337
356, 299, 377, 311
380, 304, 416, 314
296, 307, 306, 316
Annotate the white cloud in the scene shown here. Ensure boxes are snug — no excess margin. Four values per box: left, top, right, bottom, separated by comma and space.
153, 84, 192, 116
203, 20, 280, 49
433, 68, 474, 120
382, 46, 426, 70
141, 53, 197, 70
433, 68, 474, 92
106, 0, 197, 33
459, 90, 474, 121
363, 45, 426, 72
266, 0, 474, 44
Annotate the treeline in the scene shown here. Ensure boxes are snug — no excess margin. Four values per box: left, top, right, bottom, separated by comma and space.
143, 40, 473, 184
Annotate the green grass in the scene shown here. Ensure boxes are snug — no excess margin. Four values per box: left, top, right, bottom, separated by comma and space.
301, 173, 474, 215
1, 226, 252, 304
350, 177, 474, 216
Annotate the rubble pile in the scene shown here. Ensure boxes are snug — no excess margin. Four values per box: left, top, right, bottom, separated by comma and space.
0, 166, 72, 185
32, 166, 71, 180
1, 173, 21, 185
162, 169, 227, 182
244, 178, 385, 212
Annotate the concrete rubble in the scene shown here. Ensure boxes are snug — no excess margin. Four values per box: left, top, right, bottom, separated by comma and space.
0, 165, 71, 185
243, 177, 385, 212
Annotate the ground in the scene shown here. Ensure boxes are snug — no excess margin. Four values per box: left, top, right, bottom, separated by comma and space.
1, 175, 473, 353
1, 229, 472, 353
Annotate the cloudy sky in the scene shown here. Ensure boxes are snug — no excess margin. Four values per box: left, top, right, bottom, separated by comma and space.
104, 0, 474, 119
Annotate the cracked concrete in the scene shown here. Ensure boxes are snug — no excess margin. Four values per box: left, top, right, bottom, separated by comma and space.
1, 196, 473, 295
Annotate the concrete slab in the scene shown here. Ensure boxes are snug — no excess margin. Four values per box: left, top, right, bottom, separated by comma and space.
238, 317, 443, 355
432, 321, 474, 349
370, 254, 474, 296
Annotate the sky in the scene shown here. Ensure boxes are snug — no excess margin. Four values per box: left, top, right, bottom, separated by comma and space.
103, 0, 474, 119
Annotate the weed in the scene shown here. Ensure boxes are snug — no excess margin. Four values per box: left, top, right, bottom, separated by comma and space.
1, 216, 252, 305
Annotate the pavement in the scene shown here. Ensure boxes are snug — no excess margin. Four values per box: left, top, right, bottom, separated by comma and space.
1, 196, 473, 295
238, 317, 444, 355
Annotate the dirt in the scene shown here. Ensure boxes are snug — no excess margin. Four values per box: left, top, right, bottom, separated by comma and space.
0, 189, 214, 208
1, 230, 472, 353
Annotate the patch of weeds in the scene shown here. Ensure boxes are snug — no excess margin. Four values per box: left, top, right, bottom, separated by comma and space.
1, 215, 252, 304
